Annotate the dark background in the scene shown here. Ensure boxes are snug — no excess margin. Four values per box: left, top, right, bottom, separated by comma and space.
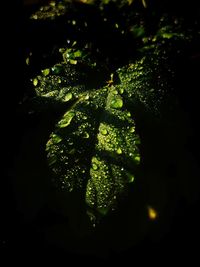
1, 0, 200, 264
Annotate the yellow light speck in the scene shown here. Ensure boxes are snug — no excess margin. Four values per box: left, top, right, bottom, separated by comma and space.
148, 206, 158, 220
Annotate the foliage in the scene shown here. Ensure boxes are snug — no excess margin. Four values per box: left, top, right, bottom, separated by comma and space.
25, 0, 198, 224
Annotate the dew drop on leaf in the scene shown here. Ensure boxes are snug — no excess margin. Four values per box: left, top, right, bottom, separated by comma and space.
110, 97, 123, 109
41, 68, 50, 76
134, 155, 140, 164
64, 93, 73, 102
92, 163, 98, 170
129, 126, 135, 133
33, 78, 38, 86
101, 128, 108, 135
116, 148, 122, 154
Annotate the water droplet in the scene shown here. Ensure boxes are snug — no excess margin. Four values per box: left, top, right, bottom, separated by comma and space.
119, 88, 124, 94
83, 132, 89, 139
69, 59, 77, 65
41, 68, 50, 76
64, 93, 73, 102
127, 112, 131, 117
116, 148, 122, 154
84, 94, 90, 100
72, 20, 76, 25
92, 163, 98, 170
33, 78, 38, 86
110, 97, 123, 109
101, 129, 108, 135
134, 155, 140, 163
130, 126, 135, 133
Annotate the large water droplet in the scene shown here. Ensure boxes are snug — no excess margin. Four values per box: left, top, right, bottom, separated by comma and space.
69, 59, 77, 65
101, 128, 108, 135
41, 68, 50, 76
116, 148, 122, 154
33, 78, 38, 86
92, 163, 98, 170
110, 97, 123, 109
64, 93, 73, 102
130, 126, 135, 133
134, 155, 140, 163
84, 94, 90, 100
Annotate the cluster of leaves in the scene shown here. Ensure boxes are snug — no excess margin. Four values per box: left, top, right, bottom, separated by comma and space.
25, 0, 198, 224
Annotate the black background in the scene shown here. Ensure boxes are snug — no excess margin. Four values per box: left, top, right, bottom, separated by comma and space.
1, 0, 200, 264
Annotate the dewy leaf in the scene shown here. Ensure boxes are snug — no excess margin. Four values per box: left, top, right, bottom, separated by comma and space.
31, 13, 189, 223
46, 85, 141, 222
39, 36, 182, 223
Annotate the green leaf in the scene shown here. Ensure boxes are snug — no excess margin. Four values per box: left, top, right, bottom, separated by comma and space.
33, 39, 181, 223
29, 5, 190, 224
46, 85, 141, 222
